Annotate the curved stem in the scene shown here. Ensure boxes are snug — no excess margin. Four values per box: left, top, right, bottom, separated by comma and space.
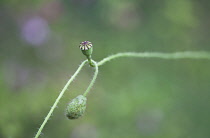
97, 51, 210, 66
83, 60, 99, 97
35, 60, 88, 138
35, 51, 210, 137
85, 55, 95, 67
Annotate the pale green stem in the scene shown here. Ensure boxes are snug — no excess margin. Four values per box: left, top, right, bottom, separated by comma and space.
35, 60, 88, 138
83, 60, 99, 97
97, 51, 210, 66
35, 51, 210, 137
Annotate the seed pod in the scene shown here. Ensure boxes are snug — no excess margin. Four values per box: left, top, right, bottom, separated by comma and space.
79, 41, 93, 58
66, 95, 87, 119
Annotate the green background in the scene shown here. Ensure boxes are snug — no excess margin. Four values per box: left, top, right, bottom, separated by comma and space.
0, 0, 210, 138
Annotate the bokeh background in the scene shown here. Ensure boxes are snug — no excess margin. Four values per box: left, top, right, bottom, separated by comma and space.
1, 0, 210, 138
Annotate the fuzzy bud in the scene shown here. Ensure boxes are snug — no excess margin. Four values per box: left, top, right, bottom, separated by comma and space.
79, 41, 93, 57
66, 95, 87, 119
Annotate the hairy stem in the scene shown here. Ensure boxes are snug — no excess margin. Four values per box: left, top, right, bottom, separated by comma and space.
35, 60, 88, 138
97, 51, 210, 66
83, 60, 99, 97
35, 51, 210, 137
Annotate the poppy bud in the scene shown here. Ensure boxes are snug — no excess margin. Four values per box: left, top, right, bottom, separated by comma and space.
66, 95, 87, 119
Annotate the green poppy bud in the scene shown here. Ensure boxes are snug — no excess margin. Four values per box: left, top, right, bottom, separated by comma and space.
79, 41, 93, 58
66, 95, 87, 119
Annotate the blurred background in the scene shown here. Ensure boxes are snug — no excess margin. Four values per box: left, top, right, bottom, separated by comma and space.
0, 0, 210, 138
